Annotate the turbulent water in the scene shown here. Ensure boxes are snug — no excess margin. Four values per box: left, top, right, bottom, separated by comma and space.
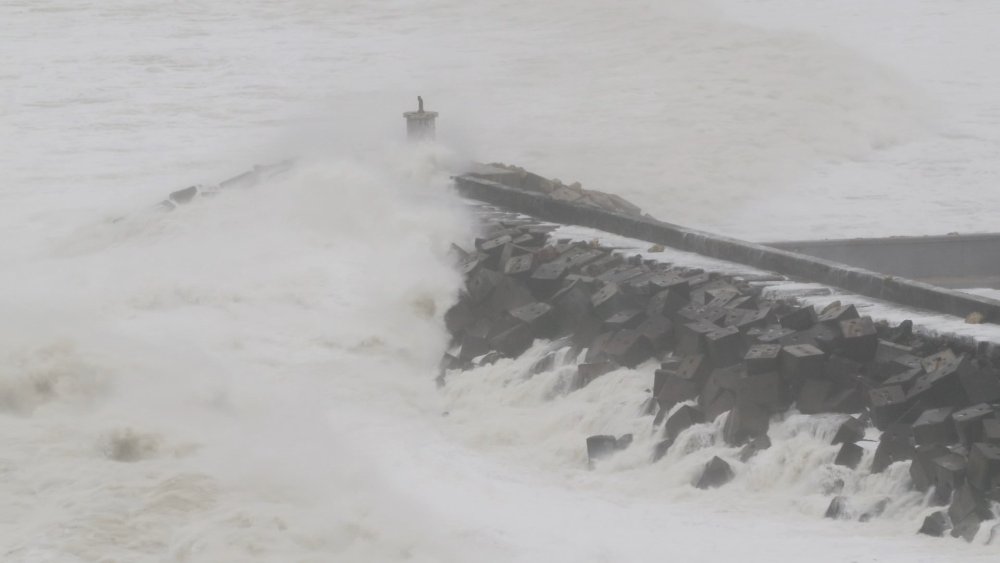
3, 1, 1000, 561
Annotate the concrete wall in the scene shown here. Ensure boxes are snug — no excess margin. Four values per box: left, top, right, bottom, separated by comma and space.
454, 174, 1000, 323
767, 234, 1000, 289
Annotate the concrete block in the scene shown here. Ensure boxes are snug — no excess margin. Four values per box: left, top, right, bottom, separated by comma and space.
954, 403, 996, 446
839, 317, 879, 362
960, 367, 1000, 405
676, 320, 719, 356
739, 371, 785, 412
677, 354, 713, 386
825, 496, 849, 519
465, 267, 502, 303
951, 512, 982, 542
745, 344, 782, 375
779, 305, 818, 331
722, 400, 770, 446
603, 329, 654, 367
704, 389, 738, 422
529, 261, 568, 297
871, 424, 915, 473
911, 444, 951, 493
696, 456, 735, 489
948, 483, 993, 529
882, 367, 922, 392
490, 323, 535, 358
832, 417, 866, 445
780, 344, 826, 385
604, 309, 645, 331
503, 253, 534, 278
913, 407, 958, 447
835, 443, 864, 469
868, 385, 911, 430
727, 307, 771, 333
581, 253, 623, 277
577, 360, 620, 388
591, 282, 631, 319
509, 302, 554, 332
967, 442, 1000, 491
738, 434, 772, 462
705, 326, 745, 368
665, 404, 704, 441
750, 325, 796, 345
797, 378, 833, 415
818, 303, 859, 325
676, 304, 727, 326
932, 452, 968, 501
984, 419, 1000, 444
586, 435, 618, 462
656, 373, 701, 412
637, 315, 674, 350
910, 350, 972, 406
646, 288, 688, 318
645, 272, 691, 298
918, 510, 950, 537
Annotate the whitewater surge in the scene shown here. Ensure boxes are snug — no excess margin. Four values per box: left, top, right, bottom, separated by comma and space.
0, 149, 479, 561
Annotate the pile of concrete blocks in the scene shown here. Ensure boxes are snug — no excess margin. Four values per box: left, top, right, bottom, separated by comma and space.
443, 217, 1000, 542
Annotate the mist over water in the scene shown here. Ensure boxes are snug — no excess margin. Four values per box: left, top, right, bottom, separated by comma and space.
3, 0, 1000, 560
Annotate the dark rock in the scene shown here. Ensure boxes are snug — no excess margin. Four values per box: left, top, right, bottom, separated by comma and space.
696, 456, 735, 489
839, 317, 879, 362
912, 407, 957, 447
615, 434, 634, 450
918, 510, 950, 537
967, 442, 1000, 492
665, 404, 705, 441
832, 417, 866, 445
834, 442, 864, 469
